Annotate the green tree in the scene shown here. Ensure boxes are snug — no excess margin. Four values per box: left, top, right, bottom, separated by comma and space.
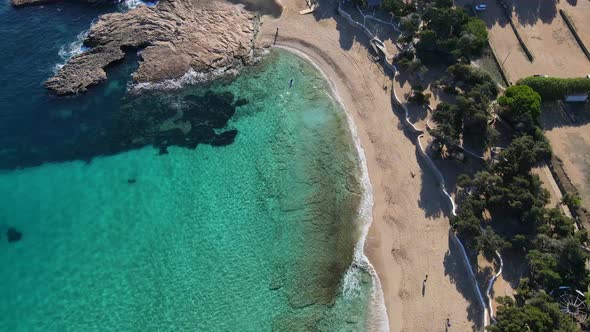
477, 226, 509, 259
383, 0, 415, 16
539, 208, 575, 239
487, 294, 580, 332
561, 193, 581, 208
408, 85, 431, 105
416, 29, 437, 51
460, 17, 488, 55
494, 135, 551, 178
400, 13, 421, 36
527, 250, 563, 290
498, 85, 542, 133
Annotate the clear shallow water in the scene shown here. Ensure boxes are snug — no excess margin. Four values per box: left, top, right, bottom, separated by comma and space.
0, 3, 372, 330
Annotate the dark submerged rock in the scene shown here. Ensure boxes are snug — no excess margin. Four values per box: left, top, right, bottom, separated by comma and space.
0, 90, 241, 170
7, 227, 22, 243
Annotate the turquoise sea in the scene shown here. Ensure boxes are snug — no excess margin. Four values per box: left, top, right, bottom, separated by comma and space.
0, 2, 374, 331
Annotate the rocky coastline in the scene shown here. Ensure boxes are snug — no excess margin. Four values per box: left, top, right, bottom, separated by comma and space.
12, 0, 265, 95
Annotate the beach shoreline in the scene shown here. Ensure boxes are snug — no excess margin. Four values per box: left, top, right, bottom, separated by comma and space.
258, 0, 482, 330
275, 44, 390, 332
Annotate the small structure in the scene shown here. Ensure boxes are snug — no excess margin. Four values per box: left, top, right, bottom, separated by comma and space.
565, 94, 589, 103
551, 286, 589, 324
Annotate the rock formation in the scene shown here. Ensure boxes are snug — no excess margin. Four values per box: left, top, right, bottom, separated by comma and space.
11, 0, 58, 7
42, 0, 264, 95
11, 0, 102, 8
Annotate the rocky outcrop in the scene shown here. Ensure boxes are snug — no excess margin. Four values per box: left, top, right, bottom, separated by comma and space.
11, 0, 102, 8
45, 0, 264, 95
11, 0, 59, 7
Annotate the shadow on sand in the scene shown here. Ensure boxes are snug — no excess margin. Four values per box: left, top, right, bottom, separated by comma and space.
444, 232, 484, 332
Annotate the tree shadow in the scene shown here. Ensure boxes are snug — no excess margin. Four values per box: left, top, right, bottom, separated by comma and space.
540, 101, 590, 131
406, 103, 428, 123
456, 0, 559, 30
505, 0, 559, 26
498, 249, 528, 290
312, 0, 356, 51
416, 146, 448, 219
444, 231, 484, 331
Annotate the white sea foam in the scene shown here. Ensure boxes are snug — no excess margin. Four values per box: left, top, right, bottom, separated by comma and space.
53, 30, 90, 73
118, 0, 158, 10
130, 66, 239, 92
276, 46, 390, 332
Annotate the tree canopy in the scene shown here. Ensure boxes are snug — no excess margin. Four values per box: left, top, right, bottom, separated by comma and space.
487, 294, 580, 332
498, 85, 542, 133
416, 7, 488, 60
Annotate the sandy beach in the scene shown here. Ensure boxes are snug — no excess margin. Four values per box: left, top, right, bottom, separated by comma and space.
258, 0, 481, 330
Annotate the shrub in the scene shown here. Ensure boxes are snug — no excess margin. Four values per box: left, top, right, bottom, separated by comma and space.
487, 294, 580, 332
517, 76, 590, 101
498, 85, 542, 134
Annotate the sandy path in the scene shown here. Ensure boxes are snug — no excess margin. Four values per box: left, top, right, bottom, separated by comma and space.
258, 1, 481, 330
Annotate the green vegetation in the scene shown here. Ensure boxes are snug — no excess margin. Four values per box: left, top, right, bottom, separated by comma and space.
382, 0, 415, 17
517, 76, 590, 101
487, 294, 580, 332
436, 78, 588, 329
389, 2, 589, 329
417, 6, 487, 61
408, 84, 431, 105
430, 65, 498, 155
498, 85, 541, 133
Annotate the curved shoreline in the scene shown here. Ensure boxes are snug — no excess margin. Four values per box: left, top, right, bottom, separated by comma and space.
276, 45, 390, 332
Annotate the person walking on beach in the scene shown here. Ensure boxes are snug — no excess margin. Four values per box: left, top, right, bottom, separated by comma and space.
274, 28, 279, 45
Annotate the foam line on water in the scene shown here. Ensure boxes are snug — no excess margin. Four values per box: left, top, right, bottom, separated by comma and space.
130, 66, 240, 92
130, 49, 268, 92
117, 0, 158, 10
53, 30, 90, 73
276, 45, 390, 332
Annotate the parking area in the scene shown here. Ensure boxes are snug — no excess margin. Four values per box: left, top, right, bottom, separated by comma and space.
456, 0, 590, 82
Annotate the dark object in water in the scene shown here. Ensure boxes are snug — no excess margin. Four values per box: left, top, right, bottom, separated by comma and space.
0, 91, 239, 170
289, 78, 293, 88
128, 178, 137, 184
7, 227, 22, 243
234, 98, 248, 107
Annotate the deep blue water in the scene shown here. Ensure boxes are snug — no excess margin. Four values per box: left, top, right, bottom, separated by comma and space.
0, 1, 131, 167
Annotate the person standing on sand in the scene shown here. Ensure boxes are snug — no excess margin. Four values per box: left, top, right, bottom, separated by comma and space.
274, 28, 279, 45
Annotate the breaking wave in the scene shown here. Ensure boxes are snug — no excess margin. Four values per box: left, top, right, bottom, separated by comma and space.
53, 30, 89, 73
118, 0, 158, 10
